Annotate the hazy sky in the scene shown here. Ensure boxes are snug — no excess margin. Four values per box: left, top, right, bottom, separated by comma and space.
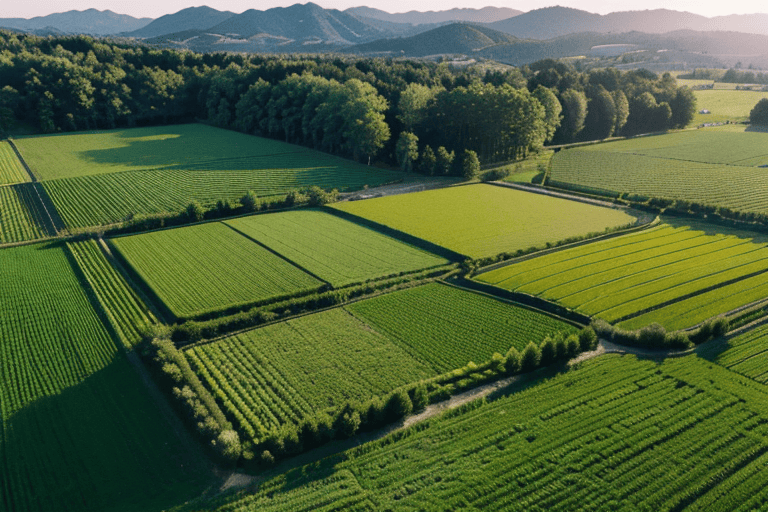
3, 0, 767, 19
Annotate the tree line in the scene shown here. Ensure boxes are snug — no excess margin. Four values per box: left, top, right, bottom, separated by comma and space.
0, 31, 696, 172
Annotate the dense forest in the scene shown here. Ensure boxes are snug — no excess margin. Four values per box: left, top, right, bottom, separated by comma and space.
0, 31, 696, 170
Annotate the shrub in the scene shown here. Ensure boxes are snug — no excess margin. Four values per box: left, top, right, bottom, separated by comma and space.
505, 347, 521, 375
490, 352, 505, 373
461, 149, 480, 180
186, 201, 204, 222
638, 323, 667, 349
259, 450, 275, 467
565, 334, 580, 358
554, 335, 568, 361
578, 326, 598, 351
411, 384, 429, 412
385, 390, 413, 421
240, 190, 261, 212
338, 411, 361, 438
521, 342, 541, 372
539, 336, 556, 366
213, 430, 241, 463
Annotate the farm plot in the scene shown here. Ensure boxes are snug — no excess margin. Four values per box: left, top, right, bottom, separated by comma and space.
110, 222, 323, 319
332, 184, 637, 259
225, 210, 448, 287
212, 354, 768, 512
185, 282, 574, 441
0, 183, 52, 244
550, 128, 768, 213
347, 282, 576, 373
0, 243, 208, 512
0, 141, 29, 184
185, 308, 433, 439
692, 89, 768, 125
67, 239, 156, 348
14, 124, 403, 230
476, 219, 768, 330
709, 322, 768, 383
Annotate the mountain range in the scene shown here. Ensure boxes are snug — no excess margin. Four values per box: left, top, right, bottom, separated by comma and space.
3, 4, 768, 68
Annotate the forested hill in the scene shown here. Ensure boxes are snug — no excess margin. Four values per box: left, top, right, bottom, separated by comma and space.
0, 31, 695, 169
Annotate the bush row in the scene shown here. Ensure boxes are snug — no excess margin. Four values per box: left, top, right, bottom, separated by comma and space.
165, 265, 457, 345
592, 317, 729, 350
236, 326, 598, 468
148, 337, 241, 463
65, 186, 340, 239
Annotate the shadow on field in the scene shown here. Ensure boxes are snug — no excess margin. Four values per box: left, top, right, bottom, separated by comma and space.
1, 356, 211, 512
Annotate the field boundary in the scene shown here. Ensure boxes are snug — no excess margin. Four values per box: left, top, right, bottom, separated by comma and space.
221, 221, 333, 288
440, 278, 586, 328
323, 206, 467, 262
474, 215, 660, 276
488, 181, 626, 210
450, 276, 591, 326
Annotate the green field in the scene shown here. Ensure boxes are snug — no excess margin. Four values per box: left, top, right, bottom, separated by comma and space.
186, 282, 574, 441
708, 323, 768, 383
0, 184, 52, 244
0, 243, 208, 512
11, 124, 404, 230
68, 239, 157, 348
186, 308, 433, 440
110, 222, 324, 319
332, 185, 637, 259
210, 354, 768, 512
550, 126, 768, 213
476, 220, 768, 330
225, 210, 448, 287
0, 141, 28, 185
693, 89, 768, 125
347, 283, 576, 373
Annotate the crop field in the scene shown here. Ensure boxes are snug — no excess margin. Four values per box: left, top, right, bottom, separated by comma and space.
184, 283, 573, 439
693, 89, 768, 125
111, 222, 323, 319
225, 210, 448, 287
67, 239, 157, 348
476, 220, 768, 330
213, 354, 768, 512
185, 308, 434, 439
347, 283, 576, 373
12, 124, 403, 230
0, 243, 208, 512
708, 323, 768, 383
550, 128, 768, 213
0, 141, 28, 185
332, 184, 636, 259
0, 184, 52, 244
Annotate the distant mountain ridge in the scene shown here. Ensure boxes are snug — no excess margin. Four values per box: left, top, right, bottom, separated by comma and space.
345, 6, 522, 25
488, 6, 768, 39
126, 6, 235, 38
0, 9, 151, 35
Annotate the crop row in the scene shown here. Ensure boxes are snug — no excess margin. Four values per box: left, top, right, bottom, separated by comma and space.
225, 210, 448, 288
478, 220, 768, 330
212, 354, 768, 511
110, 222, 324, 319
0, 243, 207, 512
550, 149, 768, 213
712, 323, 768, 383
67, 239, 157, 348
0, 141, 29, 185
43, 165, 402, 230
0, 184, 51, 244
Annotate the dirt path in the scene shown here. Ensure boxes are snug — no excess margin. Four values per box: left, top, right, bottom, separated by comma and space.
340, 176, 462, 202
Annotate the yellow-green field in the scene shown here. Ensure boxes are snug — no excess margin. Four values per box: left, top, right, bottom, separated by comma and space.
331, 184, 637, 259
